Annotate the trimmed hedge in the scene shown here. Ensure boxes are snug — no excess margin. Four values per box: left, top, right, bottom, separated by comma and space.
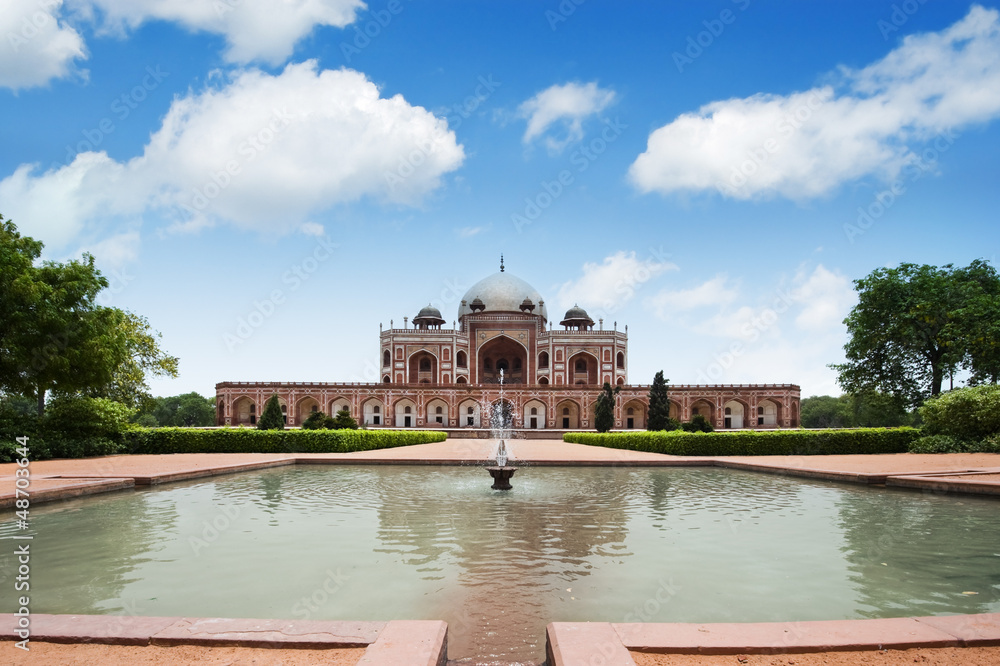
125, 427, 447, 455
563, 427, 920, 456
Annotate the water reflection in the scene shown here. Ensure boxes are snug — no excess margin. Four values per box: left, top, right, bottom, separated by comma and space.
2, 465, 998, 665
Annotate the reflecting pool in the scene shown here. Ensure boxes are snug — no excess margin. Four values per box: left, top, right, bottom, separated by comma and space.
2, 466, 998, 663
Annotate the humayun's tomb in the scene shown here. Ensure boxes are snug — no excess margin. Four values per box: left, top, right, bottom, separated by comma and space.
215, 260, 801, 433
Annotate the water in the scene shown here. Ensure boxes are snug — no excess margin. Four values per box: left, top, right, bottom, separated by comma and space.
2, 466, 999, 663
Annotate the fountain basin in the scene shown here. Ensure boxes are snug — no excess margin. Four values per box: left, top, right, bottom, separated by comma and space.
485, 465, 516, 490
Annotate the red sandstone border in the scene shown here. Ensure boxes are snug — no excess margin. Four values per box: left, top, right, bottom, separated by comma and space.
1, 614, 447, 666
546, 614, 1000, 665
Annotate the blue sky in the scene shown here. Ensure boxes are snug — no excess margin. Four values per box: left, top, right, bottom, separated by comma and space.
2, 0, 999, 400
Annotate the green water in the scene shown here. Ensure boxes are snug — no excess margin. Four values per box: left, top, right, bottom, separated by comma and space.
2, 466, 999, 663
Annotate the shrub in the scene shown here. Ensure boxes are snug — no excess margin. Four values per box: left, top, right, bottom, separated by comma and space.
257, 395, 285, 430
919, 385, 1000, 443
909, 433, 1000, 454
563, 427, 919, 456
328, 409, 359, 430
301, 411, 327, 430
125, 427, 447, 454
681, 415, 713, 433
42, 396, 134, 458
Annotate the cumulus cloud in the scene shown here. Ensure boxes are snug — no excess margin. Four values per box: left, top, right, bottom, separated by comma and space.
518, 81, 616, 153
0, 0, 87, 90
0, 61, 464, 247
72, 0, 365, 65
629, 5, 1000, 200
647, 274, 739, 317
556, 250, 678, 318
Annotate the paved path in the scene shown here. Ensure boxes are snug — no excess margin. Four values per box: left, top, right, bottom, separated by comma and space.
3, 441, 1000, 507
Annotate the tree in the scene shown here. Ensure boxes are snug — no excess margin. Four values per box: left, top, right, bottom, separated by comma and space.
832, 260, 1000, 408
328, 408, 359, 430
134, 392, 215, 427
594, 382, 620, 433
257, 395, 285, 430
647, 370, 671, 431
0, 216, 178, 415
799, 395, 851, 429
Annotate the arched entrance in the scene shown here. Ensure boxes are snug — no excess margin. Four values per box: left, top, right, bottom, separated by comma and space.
523, 399, 546, 429
394, 399, 417, 427
478, 336, 527, 384
426, 398, 449, 426
723, 400, 745, 429
567, 352, 598, 385
458, 399, 481, 427
362, 398, 384, 426
623, 399, 646, 429
232, 396, 256, 426
555, 400, 580, 429
757, 399, 780, 427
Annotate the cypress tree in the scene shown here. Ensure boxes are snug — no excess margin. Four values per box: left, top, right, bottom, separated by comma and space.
648, 370, 670, 431
257, 394, 285, 430
594, 382, 620, 433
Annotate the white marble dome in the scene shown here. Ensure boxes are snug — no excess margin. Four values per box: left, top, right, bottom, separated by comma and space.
458, 271, 548, 322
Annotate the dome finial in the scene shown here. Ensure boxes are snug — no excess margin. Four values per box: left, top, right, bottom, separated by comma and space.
500, 254, 504, 272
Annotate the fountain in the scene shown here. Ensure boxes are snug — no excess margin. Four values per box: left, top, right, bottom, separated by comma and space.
485, 369, 517, 490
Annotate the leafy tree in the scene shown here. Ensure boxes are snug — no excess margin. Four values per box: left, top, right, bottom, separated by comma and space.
594, 382, 620, 433
0, 216, 177, 415
301, 410, 327, 430
257, 394, 285, 430
134, 392, 215, 427
832, 260, 1000, 408
647, 370, 671, 431
328, 408, 359, 430
800, 395, 851, 429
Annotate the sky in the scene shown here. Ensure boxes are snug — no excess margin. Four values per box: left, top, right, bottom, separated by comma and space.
2, 0, 999, 400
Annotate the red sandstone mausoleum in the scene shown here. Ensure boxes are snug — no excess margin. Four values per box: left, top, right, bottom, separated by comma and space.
216, 262, 800, 432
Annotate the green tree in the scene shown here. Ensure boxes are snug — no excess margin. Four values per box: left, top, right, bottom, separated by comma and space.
328, 408, 359, 430
0, 216, 177, 415
832, 260, 1000, 408
799, 395, 851, 428
257, 394, 285, 430
920, 384, 1000, 443
647, 370, 671, 431
136, 392, 215, 427
594, 382, 620, 433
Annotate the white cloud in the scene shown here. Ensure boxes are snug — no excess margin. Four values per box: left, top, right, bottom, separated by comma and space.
80, 229, 141, 269
0, 0, 87, 90
299, 221, 325, 237
0, 61, 464, 249
73, 0, 366, 65
556, 251, 677, 318
647, 274, 739, 317
457, 224, 490, 238
518, 81, 616, 153
789, 265, 855, 331
629, 5, 1000, 200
